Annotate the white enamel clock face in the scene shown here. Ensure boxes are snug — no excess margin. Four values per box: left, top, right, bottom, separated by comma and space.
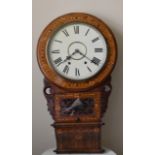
47, 22, 108, 81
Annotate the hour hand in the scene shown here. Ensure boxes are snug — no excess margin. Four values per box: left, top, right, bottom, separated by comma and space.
57, 50, 78, 66
57, 56, 71, 66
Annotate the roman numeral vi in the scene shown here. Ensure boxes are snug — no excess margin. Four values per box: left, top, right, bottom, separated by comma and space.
75, 68, 80, 76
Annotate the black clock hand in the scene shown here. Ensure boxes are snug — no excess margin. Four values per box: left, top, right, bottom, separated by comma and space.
76, 50, 100, 65
57, 55, 71, 67
57, 50, 78, 66
75, 50, 91, 61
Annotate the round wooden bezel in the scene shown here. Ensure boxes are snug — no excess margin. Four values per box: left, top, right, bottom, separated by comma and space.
37, 13, 117, 91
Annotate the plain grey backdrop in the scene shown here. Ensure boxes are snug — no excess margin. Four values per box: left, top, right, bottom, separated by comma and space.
32, 0, 123, 155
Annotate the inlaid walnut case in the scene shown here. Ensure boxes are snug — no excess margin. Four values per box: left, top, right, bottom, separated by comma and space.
37, 12, 117, 153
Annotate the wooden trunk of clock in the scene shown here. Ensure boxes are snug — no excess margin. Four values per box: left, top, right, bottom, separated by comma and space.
44, 76, 112, 153
53, 123, 102, 153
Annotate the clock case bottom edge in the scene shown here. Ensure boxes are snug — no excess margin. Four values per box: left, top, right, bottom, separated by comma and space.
53, 149, 105, 154
53, 122, 104, 154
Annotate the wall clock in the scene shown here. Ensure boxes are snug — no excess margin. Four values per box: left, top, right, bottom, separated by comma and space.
37, 12, 117, 153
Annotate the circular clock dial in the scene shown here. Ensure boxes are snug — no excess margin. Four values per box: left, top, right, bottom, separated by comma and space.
47, 23, 108, 81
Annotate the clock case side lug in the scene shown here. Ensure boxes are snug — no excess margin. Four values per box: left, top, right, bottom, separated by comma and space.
43, 78, 56, 120
100, 76, 112, 117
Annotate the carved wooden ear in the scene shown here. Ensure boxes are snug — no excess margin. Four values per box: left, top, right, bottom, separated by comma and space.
104, 85, 111, 92
44, 87, 52, 95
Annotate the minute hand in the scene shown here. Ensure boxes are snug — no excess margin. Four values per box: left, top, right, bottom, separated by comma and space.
77, 50, 100, 65
77, 50, 92, 61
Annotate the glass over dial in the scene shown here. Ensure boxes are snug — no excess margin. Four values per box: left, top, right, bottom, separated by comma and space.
47, 22, 108, 81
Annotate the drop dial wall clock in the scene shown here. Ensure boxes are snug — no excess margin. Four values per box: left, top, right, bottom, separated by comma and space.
37, 12, 117, 153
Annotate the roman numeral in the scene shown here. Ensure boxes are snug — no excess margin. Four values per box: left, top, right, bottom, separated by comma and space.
54, 40, 62, 43
91, 57, 101, 65
87, 66, 92, 72
63, 65, 69, 74
54, 57, 62, 65
92, 37, 99, 43
51, 50, 60, 54
75, 68, 80, 76
95, 48, 103, 52
85, 29, 90, 36
74, 26, 79, 34
62, 29, 69, 37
